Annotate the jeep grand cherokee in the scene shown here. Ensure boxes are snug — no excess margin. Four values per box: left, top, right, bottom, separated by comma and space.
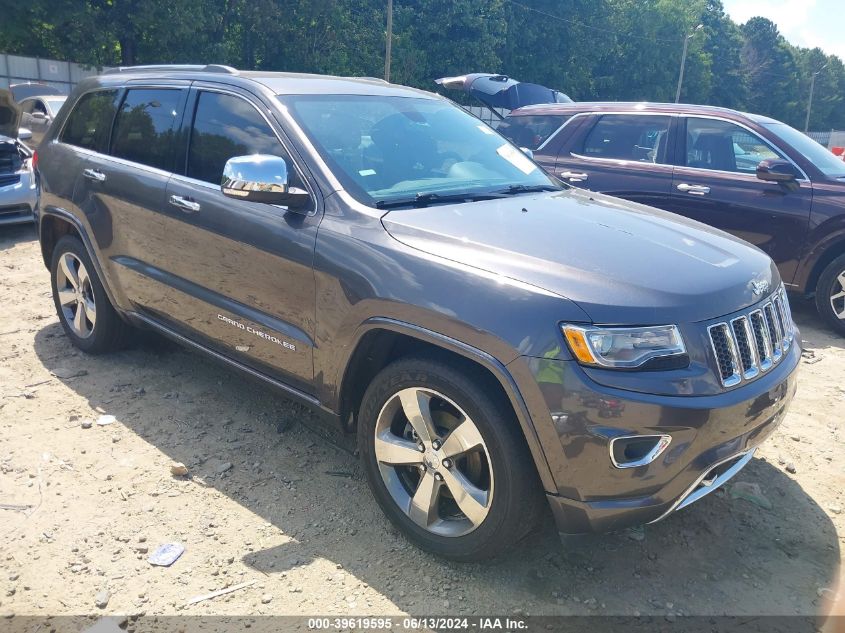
36, 65, 799, 561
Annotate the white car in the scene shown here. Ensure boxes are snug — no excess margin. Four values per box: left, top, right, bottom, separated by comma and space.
0, 90, 38, 226
18, 95, 67, 147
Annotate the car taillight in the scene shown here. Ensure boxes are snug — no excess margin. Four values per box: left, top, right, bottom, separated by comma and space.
31, 150, 38, 171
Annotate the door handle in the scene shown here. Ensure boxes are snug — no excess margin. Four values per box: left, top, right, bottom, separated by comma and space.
82, 168, 106, 182
677, 183, 710, 195
169, 195, 201, 214
559, 171, 589, 182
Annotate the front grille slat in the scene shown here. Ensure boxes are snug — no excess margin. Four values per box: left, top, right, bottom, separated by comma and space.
708, 286, 793, 388
763, 303, 783, 361
749, 310, 773, 371
708, 323, 741, 387
731, 316, 759, 379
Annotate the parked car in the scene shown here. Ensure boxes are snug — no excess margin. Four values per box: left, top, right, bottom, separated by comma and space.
495, 102, 845, 335
37, 66, 799, 560
435, 73, 572, 122
19, 94, 67, 146
0, 90, 39, 226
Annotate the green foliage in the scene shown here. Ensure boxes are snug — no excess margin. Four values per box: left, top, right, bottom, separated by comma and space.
2, 0, 844, 129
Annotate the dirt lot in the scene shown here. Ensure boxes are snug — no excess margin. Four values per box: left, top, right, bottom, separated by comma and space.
0, 223, 842, 619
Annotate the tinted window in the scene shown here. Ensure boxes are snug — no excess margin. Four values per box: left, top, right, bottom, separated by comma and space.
496, 114, 570, 150
111, 89, 185, 171
582, 114, 671, 164
60, 90, 120, 152
685, 118, 784, 174
187, 91, 298, 185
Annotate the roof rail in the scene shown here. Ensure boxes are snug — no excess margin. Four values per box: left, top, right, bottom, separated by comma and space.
102, 64, 238, 76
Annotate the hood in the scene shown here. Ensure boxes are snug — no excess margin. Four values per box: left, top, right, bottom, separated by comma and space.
435, 73, 572, 111
0, 90, 22, 139
382, 189, 779, 325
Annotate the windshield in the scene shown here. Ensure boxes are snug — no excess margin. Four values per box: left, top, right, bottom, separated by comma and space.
45, 97, 67, 116
278, 94, 559, 207
763, 122, 845, 179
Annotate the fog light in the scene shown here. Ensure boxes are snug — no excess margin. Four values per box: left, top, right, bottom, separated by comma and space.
609, 434, 672, 469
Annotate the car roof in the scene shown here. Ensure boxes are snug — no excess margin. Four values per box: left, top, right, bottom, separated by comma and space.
94, 65, 439, 100
510, 101, 782, 124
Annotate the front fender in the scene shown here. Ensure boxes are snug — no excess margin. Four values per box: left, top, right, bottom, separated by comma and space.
339, 317, 558, 492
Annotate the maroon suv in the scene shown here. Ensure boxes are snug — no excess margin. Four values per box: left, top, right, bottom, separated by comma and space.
497, 102, 845, 334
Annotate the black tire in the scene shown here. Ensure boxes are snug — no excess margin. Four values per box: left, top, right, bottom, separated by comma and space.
50, 235, 132, 354
815, 254, 845, 336
358, 356, 544, 561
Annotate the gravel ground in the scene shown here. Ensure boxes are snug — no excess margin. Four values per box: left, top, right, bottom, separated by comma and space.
0, 223, 842, 619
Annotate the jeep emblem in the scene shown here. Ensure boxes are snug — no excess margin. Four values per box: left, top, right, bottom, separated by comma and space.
751, 279, 770, 296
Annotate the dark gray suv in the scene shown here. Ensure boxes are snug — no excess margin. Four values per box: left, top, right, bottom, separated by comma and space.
36, 65, 800, 561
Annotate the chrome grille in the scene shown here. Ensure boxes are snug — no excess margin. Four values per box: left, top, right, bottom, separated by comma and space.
707, 286, 794, 387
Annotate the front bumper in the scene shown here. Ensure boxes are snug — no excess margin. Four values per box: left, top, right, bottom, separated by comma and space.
509, 336, 800, 534
0, 169, 37, 226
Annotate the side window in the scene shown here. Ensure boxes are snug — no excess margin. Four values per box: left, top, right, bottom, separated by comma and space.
59, 90, 120, 152
187, 91, 302, 186
685, 118, 784, 174
20, 100, 35, 114
111, 88, 186, 171
32, 100, 48, 115
496, 114, 571, 150
581, 114, 672, 164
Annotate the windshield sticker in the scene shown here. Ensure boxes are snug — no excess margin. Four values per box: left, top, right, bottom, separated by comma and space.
496, 143, 536, 175
476, 124, 495, 135
359, 169, 377, 176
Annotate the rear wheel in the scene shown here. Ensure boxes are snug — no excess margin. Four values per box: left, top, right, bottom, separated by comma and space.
50, 235, 132, 353
358, 356, 543, 561
815, 254, 845, 336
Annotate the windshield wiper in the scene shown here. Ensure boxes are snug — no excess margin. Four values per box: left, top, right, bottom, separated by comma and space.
495, 184, 562, 195
374, 191, 506, 209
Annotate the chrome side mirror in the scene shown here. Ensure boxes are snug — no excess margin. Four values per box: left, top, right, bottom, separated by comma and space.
18, 128, 32, 141
221, 154, 311, 210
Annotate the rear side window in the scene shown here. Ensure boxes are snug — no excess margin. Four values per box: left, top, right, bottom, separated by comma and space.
496, 114, 570, 150
187, 91, 301, 186
581, 114, 671, 164
60, 90, 120, 152
111, 88, 186, 172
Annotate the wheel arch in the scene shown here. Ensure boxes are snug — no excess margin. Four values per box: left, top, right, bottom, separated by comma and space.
337, 317, 557, 492
39, 208, 122, 313
803, 237, 845, 298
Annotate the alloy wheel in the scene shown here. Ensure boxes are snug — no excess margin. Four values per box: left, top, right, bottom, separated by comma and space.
56, 252, 97, 338
830, 271, 845, 320
373, 387, 493, 537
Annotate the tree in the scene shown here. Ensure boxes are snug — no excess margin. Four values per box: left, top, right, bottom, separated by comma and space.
698, 0, 747, 109
740, 17, 801, 125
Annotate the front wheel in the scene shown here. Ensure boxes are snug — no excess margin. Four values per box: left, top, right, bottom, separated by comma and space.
815, 254, 845, 336
358, 357, 543, 561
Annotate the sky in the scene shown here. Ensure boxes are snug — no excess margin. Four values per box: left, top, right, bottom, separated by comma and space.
722, 0, 845, 63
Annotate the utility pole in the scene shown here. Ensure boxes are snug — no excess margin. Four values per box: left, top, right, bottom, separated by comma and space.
804, 63, 828, 133
384, 0, 393, 82
675, 24, 703, 103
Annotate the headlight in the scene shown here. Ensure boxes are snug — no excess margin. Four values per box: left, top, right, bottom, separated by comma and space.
561, 324, 686, 369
